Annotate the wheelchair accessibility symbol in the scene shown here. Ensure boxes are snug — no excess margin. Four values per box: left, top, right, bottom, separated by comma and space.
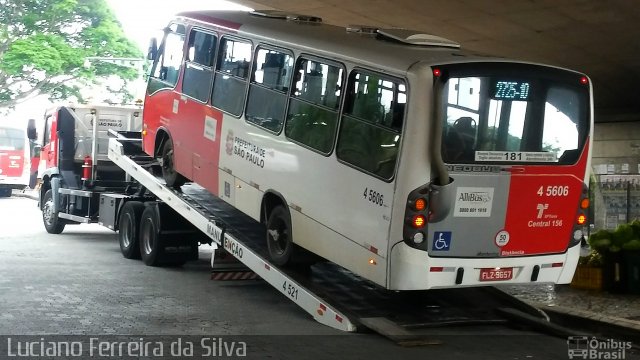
432, 231, 452, 251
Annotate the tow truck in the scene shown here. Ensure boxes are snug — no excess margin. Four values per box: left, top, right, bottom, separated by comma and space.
37, 104, 561, 341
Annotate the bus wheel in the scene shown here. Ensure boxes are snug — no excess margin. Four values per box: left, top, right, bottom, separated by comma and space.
42, 189, 65, 234
0, 188, 11, 197
118, 201, 145, 259
266, 205, 294, 266
160, 138, 186, 188
139, 206, 162, 266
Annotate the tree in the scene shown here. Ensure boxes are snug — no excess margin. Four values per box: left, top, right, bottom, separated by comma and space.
0, 0, 143, 108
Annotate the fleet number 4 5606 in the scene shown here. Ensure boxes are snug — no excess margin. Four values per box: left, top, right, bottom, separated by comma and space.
537, 185, 569, 197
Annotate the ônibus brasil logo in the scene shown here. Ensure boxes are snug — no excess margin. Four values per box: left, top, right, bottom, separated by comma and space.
567, 336, 633, 359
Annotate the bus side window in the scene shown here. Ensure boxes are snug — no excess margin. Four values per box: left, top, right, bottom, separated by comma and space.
211, 37, 252, 116
0, 128, 25, 151
182, 30, 216, 102
285, 58, 344, 154
337, 71, 405, 180
42, 116, 51, 147
246, 47, 294, 132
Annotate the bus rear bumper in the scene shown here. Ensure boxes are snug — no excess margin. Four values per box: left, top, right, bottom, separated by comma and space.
0, 179, 29, 190
388, 241, 581, 290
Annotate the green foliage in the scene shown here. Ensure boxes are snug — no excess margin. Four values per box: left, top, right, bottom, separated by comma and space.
630, 219, 640, 237
612, 223, 634, 248
622, 239, 640, 251
589, 223, 640, 254
588, 229, 613, 253
578, 250, 603, 267
0, 0, 143, 107
2, 34, 84, 75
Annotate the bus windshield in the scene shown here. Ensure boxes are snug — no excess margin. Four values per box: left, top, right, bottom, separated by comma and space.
440, 64, 589, 165
0, 128, 25, 151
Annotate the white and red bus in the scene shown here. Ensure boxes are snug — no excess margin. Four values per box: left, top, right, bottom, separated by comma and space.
0, 123, 31, 197
142, 10, 593, 290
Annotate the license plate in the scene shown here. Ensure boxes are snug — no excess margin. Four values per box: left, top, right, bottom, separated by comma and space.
479, 267, 513, 281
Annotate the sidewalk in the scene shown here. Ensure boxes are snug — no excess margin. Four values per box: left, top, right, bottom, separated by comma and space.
502, 283, 640, 337
12, 188, 38, 200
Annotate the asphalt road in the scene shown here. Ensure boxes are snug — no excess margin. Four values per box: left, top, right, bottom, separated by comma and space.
0, 196, 634, 360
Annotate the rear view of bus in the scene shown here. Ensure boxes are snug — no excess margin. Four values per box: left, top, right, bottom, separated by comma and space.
394, 62, 592, 289
0, 125, 30, 197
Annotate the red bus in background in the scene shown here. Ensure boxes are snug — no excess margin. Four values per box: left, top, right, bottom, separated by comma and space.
0, 124, 31, 197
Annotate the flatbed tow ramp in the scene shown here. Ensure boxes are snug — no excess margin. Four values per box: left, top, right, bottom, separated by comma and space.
109, 135, 566, 343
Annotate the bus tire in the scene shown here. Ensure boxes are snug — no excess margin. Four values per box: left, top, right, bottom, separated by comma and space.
266, 205, 294, 266
42, 189, 65, 234
0, 188, 11, 197
118, 201, 145, 259
160, 138, 186, 188
139, 206, 163, 266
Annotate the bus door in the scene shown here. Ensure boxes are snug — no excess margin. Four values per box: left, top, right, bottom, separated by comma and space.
430, 65, 590, 260
144, 24, 189, 176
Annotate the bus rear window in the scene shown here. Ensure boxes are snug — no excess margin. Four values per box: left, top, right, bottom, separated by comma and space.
0, 128, 25, 151
439, 64, 589, 165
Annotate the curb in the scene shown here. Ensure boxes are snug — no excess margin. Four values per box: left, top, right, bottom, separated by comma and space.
12, 190, 38, 201
531, 302, 640, 345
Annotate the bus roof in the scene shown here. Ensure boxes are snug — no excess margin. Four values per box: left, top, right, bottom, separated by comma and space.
175, 10, 501, 74
0, 121, 24, 131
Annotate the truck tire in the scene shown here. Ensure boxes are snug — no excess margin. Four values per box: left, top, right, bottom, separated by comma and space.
161, 138, 186, 188
139, 206, 162, 266
118, 201, 145, 259
42, 189, 65, 234
266, 205, 295, 266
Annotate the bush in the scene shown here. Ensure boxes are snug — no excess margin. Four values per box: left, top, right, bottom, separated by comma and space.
578, 251, 604, 267
588, 229, 613, 253
613, 224, 634, 248
630, 219, 640, 236
622, 239, 640, 251
590, 225, 640, 254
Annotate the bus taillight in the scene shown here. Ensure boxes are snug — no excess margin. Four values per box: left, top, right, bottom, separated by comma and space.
577, 214, 587, 225
580, 198, 589, 209
569, 186, 590, 248
404, 185, 431, 249
412, 215, 426, 228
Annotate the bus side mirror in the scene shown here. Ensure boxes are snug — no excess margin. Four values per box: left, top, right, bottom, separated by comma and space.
147, 38, 158, 61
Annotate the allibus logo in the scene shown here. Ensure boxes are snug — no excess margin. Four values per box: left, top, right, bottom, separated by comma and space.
567, 336, 633, 359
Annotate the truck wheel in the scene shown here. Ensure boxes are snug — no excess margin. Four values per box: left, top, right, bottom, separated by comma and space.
118, 201, 145, 259
139, 206, 162, 266
266, 205, 295, 266
42, 189, 65, 234
161, 138, 186, 188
